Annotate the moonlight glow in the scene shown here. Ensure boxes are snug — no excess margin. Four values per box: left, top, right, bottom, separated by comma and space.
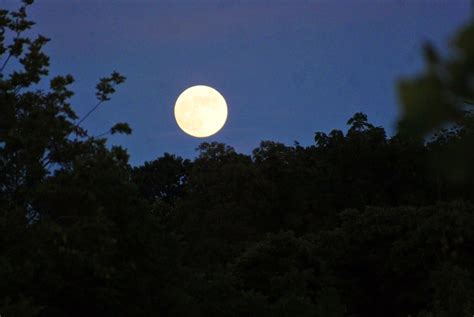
174, 85, 228, 138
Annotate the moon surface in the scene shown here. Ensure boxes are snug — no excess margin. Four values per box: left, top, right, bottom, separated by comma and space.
174, 85, 228, 138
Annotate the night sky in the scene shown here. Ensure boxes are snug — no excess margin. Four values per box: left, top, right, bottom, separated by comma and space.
3, 0, 471, 164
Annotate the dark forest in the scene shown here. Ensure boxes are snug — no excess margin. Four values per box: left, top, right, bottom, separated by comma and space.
1, 2, 474, 316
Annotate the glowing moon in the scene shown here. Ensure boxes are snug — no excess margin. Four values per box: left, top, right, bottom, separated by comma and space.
174, 85, 228, 138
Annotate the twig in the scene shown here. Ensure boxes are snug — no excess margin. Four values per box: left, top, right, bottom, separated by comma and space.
0, 31, 20, 74
74, 100, 104, 128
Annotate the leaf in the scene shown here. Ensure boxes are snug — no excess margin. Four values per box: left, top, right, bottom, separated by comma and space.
110, 122, 132, 135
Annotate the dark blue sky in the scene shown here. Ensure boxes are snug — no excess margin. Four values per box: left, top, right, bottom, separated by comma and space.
4, 0, 471, 164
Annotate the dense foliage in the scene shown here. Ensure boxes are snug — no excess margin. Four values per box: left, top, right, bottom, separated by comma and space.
1, 2, 473, 316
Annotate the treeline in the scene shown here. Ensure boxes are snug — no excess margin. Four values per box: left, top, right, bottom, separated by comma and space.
129, 115, 474, 316
1, 1, 474, 316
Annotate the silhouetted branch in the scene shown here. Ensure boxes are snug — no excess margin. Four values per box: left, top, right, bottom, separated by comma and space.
74, 100, 104, 128
0, 31, 20, 74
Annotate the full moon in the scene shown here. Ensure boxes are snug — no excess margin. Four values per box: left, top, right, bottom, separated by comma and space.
174, 85, 228, 138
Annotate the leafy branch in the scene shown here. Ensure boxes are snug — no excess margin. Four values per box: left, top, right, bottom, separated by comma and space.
74, 71, 126, 128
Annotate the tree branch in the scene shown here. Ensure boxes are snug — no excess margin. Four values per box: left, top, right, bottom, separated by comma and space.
74, 100, 104, 128
0, 31, 20, 74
